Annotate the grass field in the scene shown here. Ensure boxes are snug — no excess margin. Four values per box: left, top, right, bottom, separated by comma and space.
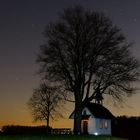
0, 135, 126, 140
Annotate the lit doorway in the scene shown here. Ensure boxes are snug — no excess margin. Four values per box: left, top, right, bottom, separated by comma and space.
83, 121, 88, 134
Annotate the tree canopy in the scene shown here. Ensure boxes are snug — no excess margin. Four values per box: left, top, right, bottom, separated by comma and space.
37, 6, 140, 134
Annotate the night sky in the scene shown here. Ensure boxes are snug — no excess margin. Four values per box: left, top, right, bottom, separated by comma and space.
0, 0, 140, 128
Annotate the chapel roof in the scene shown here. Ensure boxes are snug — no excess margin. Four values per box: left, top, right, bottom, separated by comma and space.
86, 103, 115, 119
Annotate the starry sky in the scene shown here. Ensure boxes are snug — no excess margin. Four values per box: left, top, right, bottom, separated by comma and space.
0, 0, 140, 128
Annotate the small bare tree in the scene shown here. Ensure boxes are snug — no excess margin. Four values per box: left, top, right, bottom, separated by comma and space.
28, 83, 64, 134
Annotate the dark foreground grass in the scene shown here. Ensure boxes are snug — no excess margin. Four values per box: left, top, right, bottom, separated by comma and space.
0, 135, 126, 140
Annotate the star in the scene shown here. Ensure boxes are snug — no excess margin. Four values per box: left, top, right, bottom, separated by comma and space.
133, 18, 137, 22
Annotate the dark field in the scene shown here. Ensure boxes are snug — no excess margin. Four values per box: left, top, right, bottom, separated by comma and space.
0, 135, 126, 140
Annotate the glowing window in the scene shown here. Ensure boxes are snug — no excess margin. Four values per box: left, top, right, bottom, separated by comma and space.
105, 120, 108, 129
100, 119, 103, 129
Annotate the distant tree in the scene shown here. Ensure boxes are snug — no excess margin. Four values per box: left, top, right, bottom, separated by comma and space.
37, 6, 140, 134
28, 83, 64, 134
1, 125, 52, 135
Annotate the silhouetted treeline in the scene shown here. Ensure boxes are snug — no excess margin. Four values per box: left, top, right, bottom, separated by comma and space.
1, 125, 52, 135
112, 116, 140, 140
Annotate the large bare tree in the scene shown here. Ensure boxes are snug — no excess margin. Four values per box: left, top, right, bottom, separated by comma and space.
37, 6, 139, 134
28, 83, 63, 134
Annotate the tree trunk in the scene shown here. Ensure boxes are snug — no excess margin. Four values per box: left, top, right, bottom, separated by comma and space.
73, 102, 82, 135
46, 116, 49, 134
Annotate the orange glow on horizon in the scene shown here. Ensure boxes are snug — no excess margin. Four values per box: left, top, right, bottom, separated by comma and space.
0, 94, 140, 129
